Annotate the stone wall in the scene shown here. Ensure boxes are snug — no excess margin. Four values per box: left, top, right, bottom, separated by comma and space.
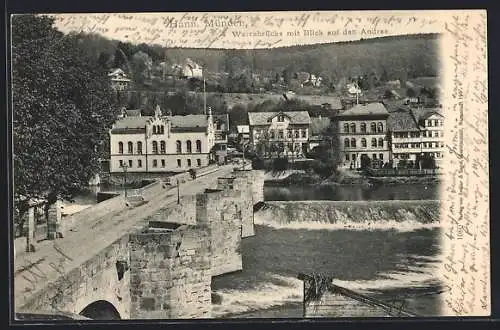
196, 189, 243, 276
233, 169, 265, 205
147, 195, 197, 226
217, 176, 254, 237
129, 225, 211, 319
18, 235, 131, 319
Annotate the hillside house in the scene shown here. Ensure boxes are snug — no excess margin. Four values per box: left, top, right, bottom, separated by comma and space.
108, 68, 132, 91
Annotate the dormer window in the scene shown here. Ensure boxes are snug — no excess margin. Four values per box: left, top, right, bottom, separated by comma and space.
278, 115, 285, 122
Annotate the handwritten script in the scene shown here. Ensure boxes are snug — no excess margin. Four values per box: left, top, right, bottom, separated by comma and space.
51, 11, 442, 49
441, 12, 489, 316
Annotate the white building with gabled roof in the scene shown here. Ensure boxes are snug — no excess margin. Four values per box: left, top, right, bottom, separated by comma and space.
109, 106, 216, 173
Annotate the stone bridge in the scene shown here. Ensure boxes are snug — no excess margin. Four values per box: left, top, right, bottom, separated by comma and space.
14, 166, 264, 320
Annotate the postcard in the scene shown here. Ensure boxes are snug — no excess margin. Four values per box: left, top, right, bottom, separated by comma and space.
10, 10, 488, 320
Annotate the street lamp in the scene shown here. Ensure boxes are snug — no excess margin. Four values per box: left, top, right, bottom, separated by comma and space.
121, 163, 129, 197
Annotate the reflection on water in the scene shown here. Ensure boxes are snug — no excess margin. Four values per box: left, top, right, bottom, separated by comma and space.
264, 183, 439, 201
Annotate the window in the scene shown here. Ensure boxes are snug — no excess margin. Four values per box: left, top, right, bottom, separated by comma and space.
345, 154, 349, 161
278, 130, 284, 139
197, 159, 201, 167
176, 140, 182, 153
377, 122, 384, 133
196, 140, 202, 153
177, 159, 181, 167
440, 131, 444, 137
434, 131, 439, 137
427, 120, 433, 127
187, 159, 192, 167
160, 141, 166, 154
422, 131, 427, 137
378, 138, 384, 147
161, 159, 165, 167
160, 125, 164, 134
278, 115, 284, 122
119, 160, 123, 167
379, 153, 384, 160
372, 154, 377, 160
153, 159, 158, 167
186, 140, 192, 153
351, 138, 356, 148
371, 138, 377, 147
370, 122, 376, 133
361, 138, 367, 148
344, 123, 349, 133
153, 126, 157, 134
287, 130, 292, 138
128, 159, 132, 167
350, 123, 356, 133
118, 142, 123, 154
352, 154, 356, 161
295, 130, 299, 138
138, 159, 142, 167
270, 131, 275, 139
434, 120, 438, 126
137, 142, 142, 154
152, 141, 158, 154
128, 141, 133, 154
344, 138, 350, 148
360, 123, 366, 133
302, 130, 307, 138
287, 143, 293, 150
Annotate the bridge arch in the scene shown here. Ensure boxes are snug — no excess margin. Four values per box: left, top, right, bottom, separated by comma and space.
79, 300, 121, 320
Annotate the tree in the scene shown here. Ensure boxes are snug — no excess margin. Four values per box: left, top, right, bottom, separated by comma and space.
131, 51, 152, 85
406, 87, 417, 98
12, 15, 119, 214
383, 89, 393, 99
360, 154, 372, 170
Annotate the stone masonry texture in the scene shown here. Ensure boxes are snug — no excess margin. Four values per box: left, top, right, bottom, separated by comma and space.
196, 189, 243, 277
217, 176, 254, 237
129, 226, 211, 319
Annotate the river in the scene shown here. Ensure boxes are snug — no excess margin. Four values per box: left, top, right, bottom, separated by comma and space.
211, 183, 443, 318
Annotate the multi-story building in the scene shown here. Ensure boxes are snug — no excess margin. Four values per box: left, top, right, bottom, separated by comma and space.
335, 102, 391, 168
248, 111, 311, 157
213, 114, 229, 164
108, 68, 132, 91
109, 106, 216, 173
388, 107, 444, 168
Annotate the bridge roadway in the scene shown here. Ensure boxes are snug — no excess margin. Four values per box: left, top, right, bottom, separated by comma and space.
14, 165, 236, 312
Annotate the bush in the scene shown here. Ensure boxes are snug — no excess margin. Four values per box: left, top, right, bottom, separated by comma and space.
272, 157, 289, 172
252, 157, 265, 170
311, 159, 335, 178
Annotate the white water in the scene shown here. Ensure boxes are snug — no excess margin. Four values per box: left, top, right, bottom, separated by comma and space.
212, 274, 304, 317
254, 216, 442, 233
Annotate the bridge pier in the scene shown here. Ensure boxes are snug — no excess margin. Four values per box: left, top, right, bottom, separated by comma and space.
129, 224, 211, 319
196, 189, 243, 276
217, 176, 254, 237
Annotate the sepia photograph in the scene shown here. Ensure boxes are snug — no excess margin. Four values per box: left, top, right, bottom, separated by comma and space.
9, 10, 489, 321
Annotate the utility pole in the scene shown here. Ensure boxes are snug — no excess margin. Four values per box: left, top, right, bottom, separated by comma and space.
203, 77, 207, 115
177, 179, 180, 204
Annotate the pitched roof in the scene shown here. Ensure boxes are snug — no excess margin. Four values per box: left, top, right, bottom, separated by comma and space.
310, 117, 332, 136
125, 109, 141, 117
111, 114, 210, 134
248, 111, 311, 126
412, 108, 444, 121
338, 102, 389, 117
169, 114, 208, 129
387, 109, 420, 132
237, 125, 250, 134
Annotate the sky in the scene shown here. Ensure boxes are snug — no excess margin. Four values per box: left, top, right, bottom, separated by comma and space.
49, 11, 446, 49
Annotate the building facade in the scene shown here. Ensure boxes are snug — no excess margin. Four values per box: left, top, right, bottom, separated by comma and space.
388, 107, 444, 168
335, 103, 391, 169
109, 106, 216, 173
108, 68, 132, 91
248, 111, 311, 157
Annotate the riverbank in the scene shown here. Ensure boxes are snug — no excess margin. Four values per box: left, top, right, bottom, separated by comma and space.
264, 169, 442, 187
